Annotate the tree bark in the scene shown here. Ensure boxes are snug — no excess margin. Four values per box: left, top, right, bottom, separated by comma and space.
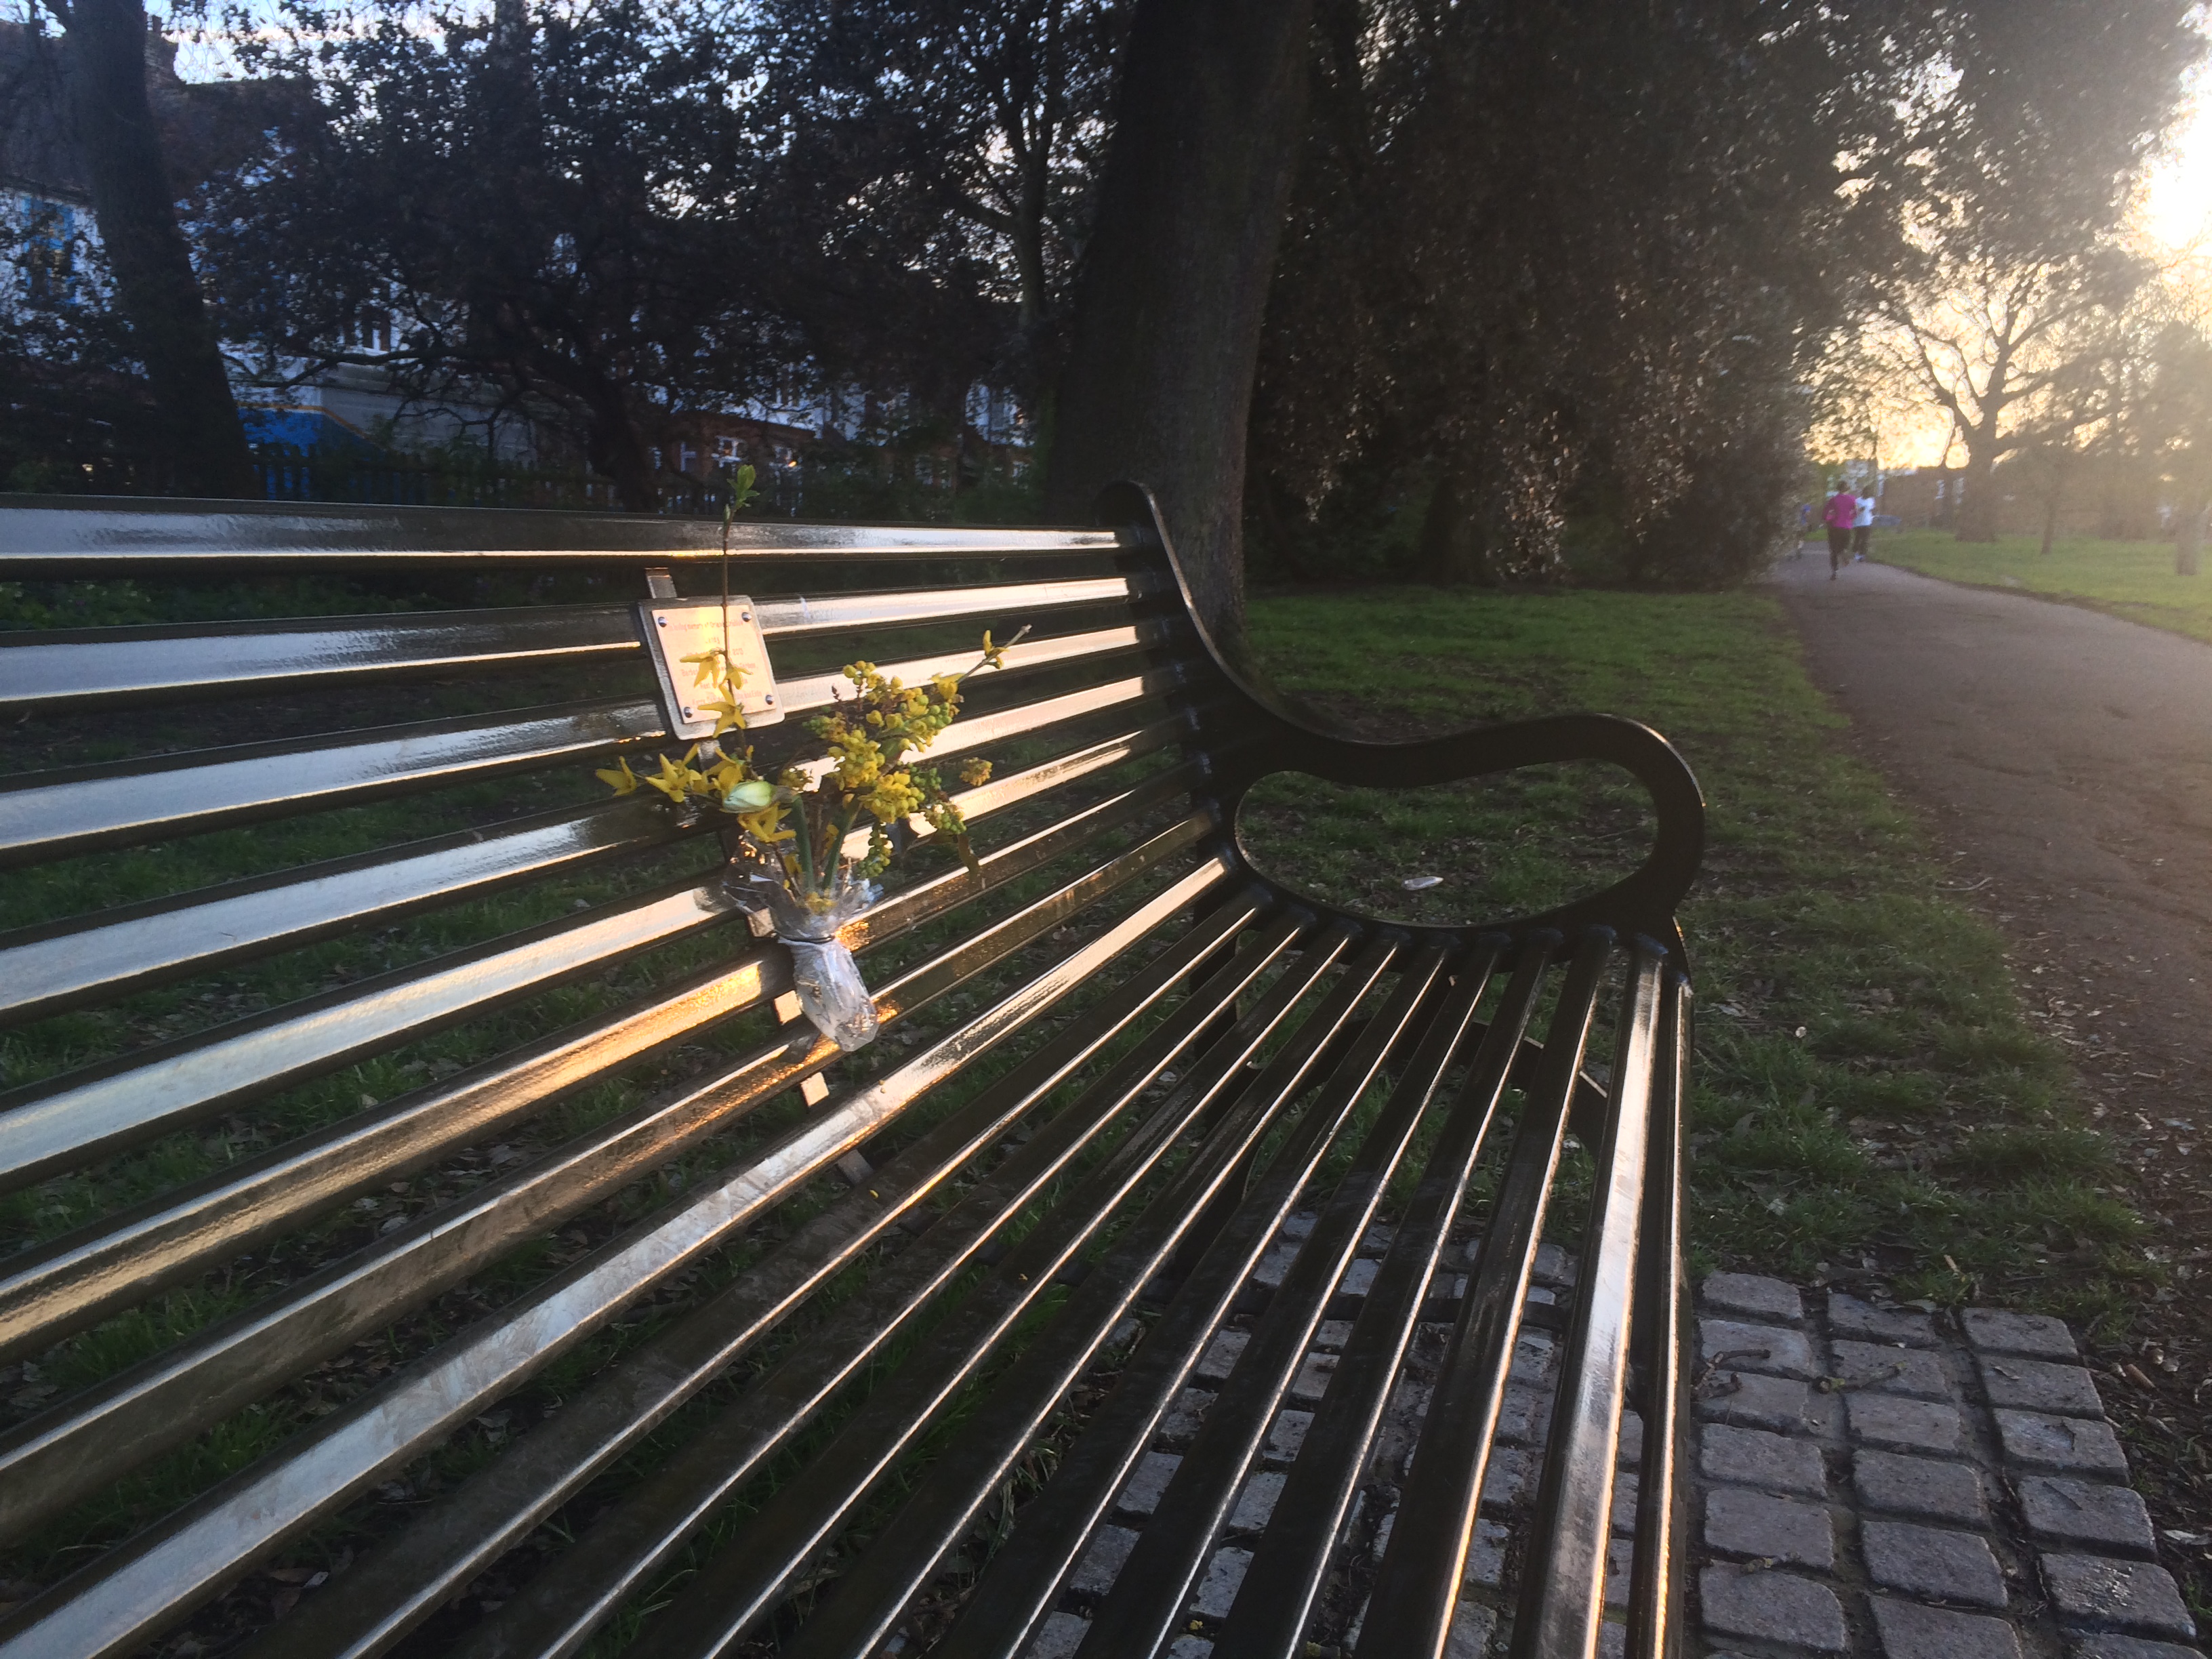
57, 0, 256, 495
2179, 501, 2204, 576
1042, 0, 1317, 637
1955, 436, 2001, 542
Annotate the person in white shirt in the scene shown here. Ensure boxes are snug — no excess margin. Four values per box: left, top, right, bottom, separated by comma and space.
1851, 493, 1875, 560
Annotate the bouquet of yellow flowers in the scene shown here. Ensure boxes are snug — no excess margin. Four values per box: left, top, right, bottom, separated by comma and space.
599, 627, 1022, 1050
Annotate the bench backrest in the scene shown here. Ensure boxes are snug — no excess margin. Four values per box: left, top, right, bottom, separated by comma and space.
0, 487, 1700, 1659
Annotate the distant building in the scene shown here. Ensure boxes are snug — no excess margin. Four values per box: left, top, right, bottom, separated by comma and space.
2, 18, 1035, 495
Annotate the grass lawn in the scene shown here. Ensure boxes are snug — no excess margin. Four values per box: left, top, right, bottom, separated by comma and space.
1876, 527, 2212, 647
1244, 586, 2149, 1330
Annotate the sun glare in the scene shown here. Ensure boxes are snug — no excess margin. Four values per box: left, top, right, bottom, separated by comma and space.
2141, 58, 2212, 253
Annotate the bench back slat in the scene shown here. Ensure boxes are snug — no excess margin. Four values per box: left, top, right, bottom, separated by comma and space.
0, 491, 1702, 1659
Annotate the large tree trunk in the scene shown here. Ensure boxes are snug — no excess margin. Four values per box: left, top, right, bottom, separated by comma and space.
1954, 438, 2001, 542
1042, 0, 1317, 638
59, 0, 255, 496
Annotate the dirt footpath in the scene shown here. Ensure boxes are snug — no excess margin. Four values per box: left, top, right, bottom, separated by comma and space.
1772, 546, 2212, 1585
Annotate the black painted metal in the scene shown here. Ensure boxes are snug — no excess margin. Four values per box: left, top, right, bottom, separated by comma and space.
0, 489, 1704, 1659
1353, 929, 1617, 1659
1208, 935, 1563, 1659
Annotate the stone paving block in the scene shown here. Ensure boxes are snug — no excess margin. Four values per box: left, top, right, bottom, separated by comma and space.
1462, 1518, 1511, 1589
2041, 1555, 2198, 1639
1534, 1242, 1578, 1287
1359, 1223, 1393, 1254
1192, 1547, 1251, 1618
1869, 1597, 2024, 1659
1481, 1446, 1536, 1512
1496, 1384, 1553, 1446
1229, 1470, 1285, 1532
1598, 1622, 1625, 1659
1996, 1410, 2131, 1477
1701, 1272, 1805, 1325
1512, 1332, 1559, 1385
1195, 1329, 1248, 1385
1115, 1450, 1183, 1518
1861, 1519, 2008, 1608
1447, 1601, 1497, 1659
1704, 1488, 1836, 1569
1701, 1422, 1828, 1496
1160, 1387, 1214, 1443
2070, 1637, 2210, 1659
1701, 1317, 1818, 1379
1280, 1211, 1317, 1241
1847, 1393, 1965, 1455
1830, 1338, 1951, 1400
1700, 1565, 1848, 1651
1250, 1242, 1300, 1289
1618, 1410, 1643, 1466
1289, 1351, 1337, 1406
1340, 1258, 1380, 1297
1698, 1370, 1816, 1433
1830, 1291, 1938, 1347
1612, 1469, 1639, 1535
1069, 1524, 1139, 1597
1024, 1610, 1090, 1659
1965, 1307, 2078, 1359
1605, 1536, 1634, 1607
1168, 1639, 1213, 1659
1315, 1319, 1354, 1349
2017, 1476, 2158, 1554
1265, 1408, 1312, 1463
1980, 1355, 2106, 1418
1854, 1450, 1988, 1525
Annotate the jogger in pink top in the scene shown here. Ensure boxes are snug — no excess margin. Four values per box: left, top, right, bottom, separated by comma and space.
1823, 488, 1858, 579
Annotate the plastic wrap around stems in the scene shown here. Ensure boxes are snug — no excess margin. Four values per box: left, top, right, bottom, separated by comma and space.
727, 866, 883, 1052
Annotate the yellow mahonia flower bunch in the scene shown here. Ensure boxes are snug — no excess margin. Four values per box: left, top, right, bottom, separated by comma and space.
598, 626, 1023, 907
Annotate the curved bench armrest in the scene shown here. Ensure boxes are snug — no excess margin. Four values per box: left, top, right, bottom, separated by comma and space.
1098, 481, 1706, 947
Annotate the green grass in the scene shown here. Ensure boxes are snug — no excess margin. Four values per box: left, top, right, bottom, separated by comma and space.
1876, 528, 2212, 646
1242, 586, 2150, 1329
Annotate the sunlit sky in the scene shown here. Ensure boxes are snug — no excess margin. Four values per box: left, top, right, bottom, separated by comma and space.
2143, 56, 2212, 251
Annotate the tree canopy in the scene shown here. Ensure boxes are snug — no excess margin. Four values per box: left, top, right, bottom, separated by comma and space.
1, 0, 2200, 589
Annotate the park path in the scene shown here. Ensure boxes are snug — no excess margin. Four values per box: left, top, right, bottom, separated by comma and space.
1771, 550, 2212, 1195
1772, 546, 2212, 1618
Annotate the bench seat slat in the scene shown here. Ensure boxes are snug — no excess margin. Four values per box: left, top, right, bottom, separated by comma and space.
0, 855, 1232, 1659
444, 915, 1311, 1659
1513, 944, 1665, 1659
0, 827, 1223, 1553
1187, 942, 1558, 1659
267, 895, 1280, 1659
0, 578, 1142, 716
644, 928, 1366, 1659
972, 947, 1477, 1659
1347, 932, 1615, 1657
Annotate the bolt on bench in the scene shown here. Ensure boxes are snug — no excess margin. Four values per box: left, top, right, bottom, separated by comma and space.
0, 485, 1702, 1659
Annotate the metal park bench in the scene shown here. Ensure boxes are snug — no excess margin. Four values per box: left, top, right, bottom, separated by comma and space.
0, 484, 1704, 1659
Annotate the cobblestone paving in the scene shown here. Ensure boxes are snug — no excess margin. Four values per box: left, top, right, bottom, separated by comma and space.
1691, 1274, 2204, 1659
1019, 1211, 1609, 1658
1015, 1229, 2202, 1659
